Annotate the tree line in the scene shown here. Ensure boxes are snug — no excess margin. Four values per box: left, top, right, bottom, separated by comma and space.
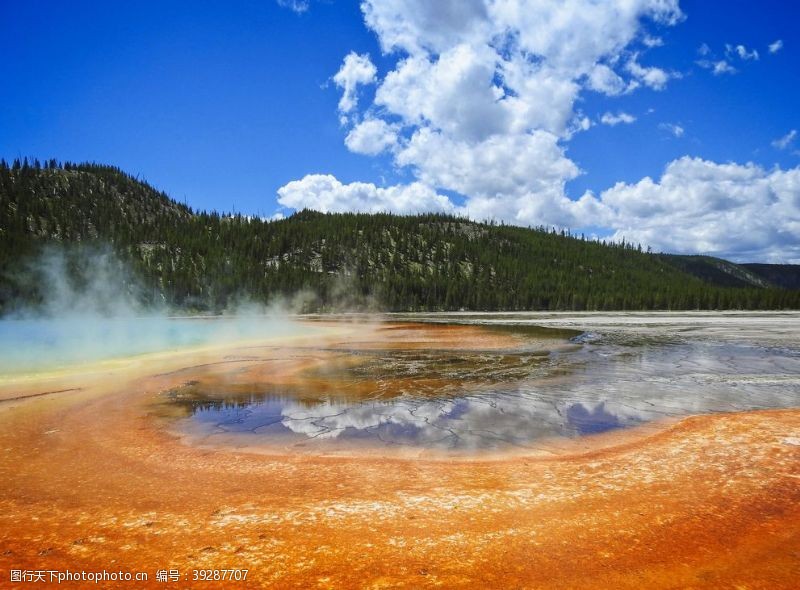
1, 159, 798, 313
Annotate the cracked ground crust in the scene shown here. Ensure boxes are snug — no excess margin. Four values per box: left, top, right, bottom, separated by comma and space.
0, 321, 799, 589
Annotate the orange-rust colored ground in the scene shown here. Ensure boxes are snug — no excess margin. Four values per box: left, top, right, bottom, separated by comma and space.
0, 321, 798, 589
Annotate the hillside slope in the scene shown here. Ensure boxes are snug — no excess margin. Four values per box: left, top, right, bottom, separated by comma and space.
1, 159, 798, 313
658, 255, 774, 288
742, 264, 800, 290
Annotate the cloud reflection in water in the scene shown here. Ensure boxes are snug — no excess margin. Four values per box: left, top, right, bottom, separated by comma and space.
172, 330, 800, 452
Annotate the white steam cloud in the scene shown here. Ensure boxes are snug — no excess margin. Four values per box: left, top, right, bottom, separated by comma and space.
0, 247, 312, 374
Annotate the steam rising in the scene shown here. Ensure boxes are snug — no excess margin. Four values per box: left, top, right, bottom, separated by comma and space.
0, 247, 313, 374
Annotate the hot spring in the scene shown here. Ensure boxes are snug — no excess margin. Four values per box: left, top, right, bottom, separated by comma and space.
145, 313, 800, 454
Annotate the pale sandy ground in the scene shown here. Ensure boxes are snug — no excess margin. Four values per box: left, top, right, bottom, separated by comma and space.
0, 316, 798, 589
390, 310, 800, 345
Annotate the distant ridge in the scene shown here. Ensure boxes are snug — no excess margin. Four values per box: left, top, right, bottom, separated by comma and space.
1, 159, 798, 313
659, 255, 775, 288
741, 264, 800, 290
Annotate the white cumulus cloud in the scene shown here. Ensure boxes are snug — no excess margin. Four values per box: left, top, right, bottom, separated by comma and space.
642, 34, 664, 48
727, 43, 759, 61
696, 42, 761, 76
586, 63, 628, 96
277, 0, 800, 262
332, 52, 377, 113
712, 60, 737, 75
696, 58, 737, 75
345, 118, 398, 155
600, 112, 636, 126
769, 39, 783, 54
626, 54, 673, 90
594, 157, 800, 262
277, 174, 456, 215
358, 0, 684, 140
326, 0, 683, 217
395, 128, 579, 205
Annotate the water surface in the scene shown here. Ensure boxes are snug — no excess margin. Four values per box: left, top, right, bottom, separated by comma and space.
0, 315, 310, 374
163, 313, 800, 453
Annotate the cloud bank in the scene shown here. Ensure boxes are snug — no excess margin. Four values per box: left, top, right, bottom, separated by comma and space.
277, 0, 800, 262
596, 158, 800, 263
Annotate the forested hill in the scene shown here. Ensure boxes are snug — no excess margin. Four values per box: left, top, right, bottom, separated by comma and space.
740, 263, 800, 290
1, 159, 799, 313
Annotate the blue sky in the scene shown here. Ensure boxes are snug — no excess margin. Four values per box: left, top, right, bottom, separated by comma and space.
567, 1, 799, 193
2, 1, 799, 261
